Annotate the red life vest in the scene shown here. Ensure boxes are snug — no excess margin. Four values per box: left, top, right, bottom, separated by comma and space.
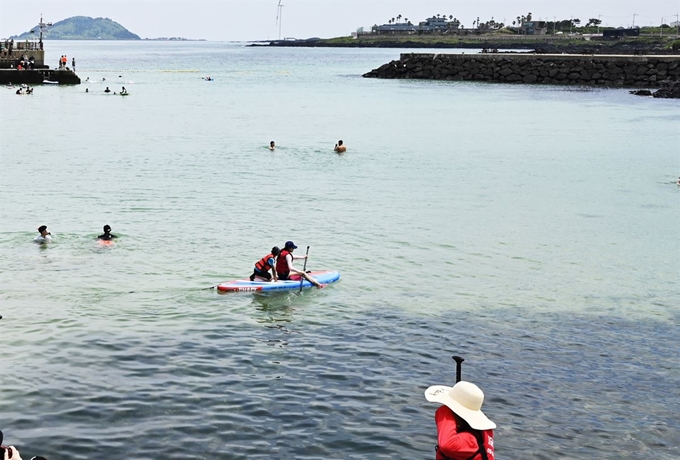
436, 429, 494, 460
434, 406, 494, 460
275, 249, 292, 277
255, 253, 275, 273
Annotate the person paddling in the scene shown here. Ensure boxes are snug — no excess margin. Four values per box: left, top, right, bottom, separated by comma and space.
250, 246, 280, 282
424, 381, 495, 460
275, 241, 323, 288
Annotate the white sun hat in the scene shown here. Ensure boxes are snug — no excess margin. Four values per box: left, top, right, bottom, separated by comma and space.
424, 381, 496, 430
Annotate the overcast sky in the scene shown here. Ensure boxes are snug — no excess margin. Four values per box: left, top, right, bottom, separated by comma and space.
1, 0, 679, 41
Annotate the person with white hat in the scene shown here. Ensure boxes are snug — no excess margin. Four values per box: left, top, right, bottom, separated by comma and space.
424, 381, 496, 460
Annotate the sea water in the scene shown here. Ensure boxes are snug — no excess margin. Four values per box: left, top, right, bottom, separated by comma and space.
1, 41, 679, 459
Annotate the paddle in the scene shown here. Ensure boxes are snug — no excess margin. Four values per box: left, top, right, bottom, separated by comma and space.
452, 355, 465, 383
299, 246, 310, 292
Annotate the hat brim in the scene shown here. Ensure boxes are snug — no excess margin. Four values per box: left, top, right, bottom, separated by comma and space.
425, 385, 496, 430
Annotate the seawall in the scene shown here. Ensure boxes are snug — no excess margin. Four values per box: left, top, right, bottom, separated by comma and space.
363, 53, 680, 87
0, 68, 81, 85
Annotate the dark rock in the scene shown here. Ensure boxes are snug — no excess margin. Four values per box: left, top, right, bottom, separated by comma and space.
652, 80, 680, 98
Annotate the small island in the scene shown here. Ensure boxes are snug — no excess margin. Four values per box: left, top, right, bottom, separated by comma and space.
8, 16, 203, 41
10, 16, 141, 40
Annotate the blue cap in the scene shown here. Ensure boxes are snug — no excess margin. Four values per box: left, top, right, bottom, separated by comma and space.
285, 241, 298, 249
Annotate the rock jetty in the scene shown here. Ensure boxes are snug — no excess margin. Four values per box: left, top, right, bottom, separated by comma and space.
363, 53, 680, 88
631, 80, 680, 98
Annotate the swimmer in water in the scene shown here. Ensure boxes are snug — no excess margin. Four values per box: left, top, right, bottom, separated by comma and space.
34, 225, 52, 243
269, 141, 276, 151
98, 224, 117, 241
334, 140, 347, 153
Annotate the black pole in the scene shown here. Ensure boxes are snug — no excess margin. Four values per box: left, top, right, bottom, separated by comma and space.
299, 246, 310, 292
452, 355, 465, 383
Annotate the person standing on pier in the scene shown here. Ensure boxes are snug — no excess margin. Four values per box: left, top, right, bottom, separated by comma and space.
72, 57, 76, 71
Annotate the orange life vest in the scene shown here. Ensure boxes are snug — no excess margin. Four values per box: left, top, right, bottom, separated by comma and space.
255, 253, 276, 273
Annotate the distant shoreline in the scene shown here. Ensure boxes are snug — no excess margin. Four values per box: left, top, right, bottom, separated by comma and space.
253, 35, 680, 55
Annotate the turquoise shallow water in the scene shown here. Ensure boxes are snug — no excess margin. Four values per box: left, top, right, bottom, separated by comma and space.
1, 41, 679, 459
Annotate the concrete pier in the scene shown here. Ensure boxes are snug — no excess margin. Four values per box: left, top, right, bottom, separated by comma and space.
0, 68, 81, 85
363, 53, 680, 87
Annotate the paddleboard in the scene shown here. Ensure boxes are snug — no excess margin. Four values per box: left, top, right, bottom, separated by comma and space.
217, 270, 340, 292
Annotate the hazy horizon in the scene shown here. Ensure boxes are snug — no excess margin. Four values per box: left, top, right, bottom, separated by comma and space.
1, 0, 679, 41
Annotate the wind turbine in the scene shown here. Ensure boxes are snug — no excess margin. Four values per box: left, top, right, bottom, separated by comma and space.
276, 0, 284, 40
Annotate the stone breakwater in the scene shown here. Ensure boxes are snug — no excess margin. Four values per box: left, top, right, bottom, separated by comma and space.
363, 53, 680, 87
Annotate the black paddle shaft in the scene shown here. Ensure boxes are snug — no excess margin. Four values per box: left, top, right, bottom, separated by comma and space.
452, 356, 465, 383
299, 246, 310, 292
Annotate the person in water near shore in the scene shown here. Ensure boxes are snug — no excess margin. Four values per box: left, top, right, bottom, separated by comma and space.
98, 225, 117, 241
121, 86, 128, 94
425, 381, 495, 460
250, 246, 280, 281
2, 444, 22, 460
104, 87, 111, 93
334, 140, 346, 153
34, 225, 52, 244
1, 429, 48, 460
269, 141, 276, 150
275, 241, 324, 288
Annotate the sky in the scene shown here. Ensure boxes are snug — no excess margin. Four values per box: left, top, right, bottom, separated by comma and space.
1, 0, 679, 41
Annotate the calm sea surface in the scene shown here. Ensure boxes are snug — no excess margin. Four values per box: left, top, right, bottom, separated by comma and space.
1, 41, 679, 459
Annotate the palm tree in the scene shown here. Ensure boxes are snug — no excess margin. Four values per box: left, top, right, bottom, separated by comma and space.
449, 15, 453, 21
397, 14, 402, 23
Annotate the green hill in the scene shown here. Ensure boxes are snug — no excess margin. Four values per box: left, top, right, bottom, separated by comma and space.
10, 16, 140, 40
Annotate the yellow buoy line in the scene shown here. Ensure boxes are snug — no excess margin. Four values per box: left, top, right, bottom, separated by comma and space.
82, 70, 201, 73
